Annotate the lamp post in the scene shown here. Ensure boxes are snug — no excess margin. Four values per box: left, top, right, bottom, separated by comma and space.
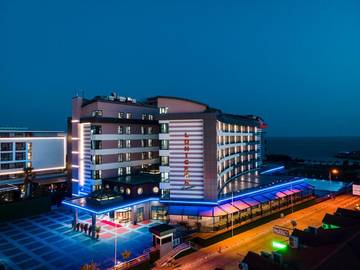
329, 168, 339, 184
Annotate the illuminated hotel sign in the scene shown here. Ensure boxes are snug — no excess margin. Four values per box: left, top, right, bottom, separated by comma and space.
183, 132, 191, 189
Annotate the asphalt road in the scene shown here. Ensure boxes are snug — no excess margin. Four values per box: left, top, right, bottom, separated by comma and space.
155, 194, 360, 270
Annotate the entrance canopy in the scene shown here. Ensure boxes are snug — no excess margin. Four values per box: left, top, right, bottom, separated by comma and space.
62, 196, 159, 215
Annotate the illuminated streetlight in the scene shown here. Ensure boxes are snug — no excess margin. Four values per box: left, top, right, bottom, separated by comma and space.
329, 168, 339, 182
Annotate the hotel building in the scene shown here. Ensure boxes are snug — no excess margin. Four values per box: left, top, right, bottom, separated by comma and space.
0, 128, 67, 200
64, 94, 314, 233
146, 96, 266, 202
70, 93, 161, 196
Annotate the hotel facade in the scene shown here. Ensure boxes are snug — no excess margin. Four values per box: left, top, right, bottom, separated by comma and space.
0, 128, 67, 200
65, 94, 314, 233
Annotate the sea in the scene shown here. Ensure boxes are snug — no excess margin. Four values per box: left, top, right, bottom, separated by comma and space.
266, 137, 360, 161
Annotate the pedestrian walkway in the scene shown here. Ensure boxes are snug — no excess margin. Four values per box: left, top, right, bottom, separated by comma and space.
0, 207, 162, 270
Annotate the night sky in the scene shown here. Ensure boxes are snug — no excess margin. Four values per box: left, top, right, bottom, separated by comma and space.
1, 0, 360, 136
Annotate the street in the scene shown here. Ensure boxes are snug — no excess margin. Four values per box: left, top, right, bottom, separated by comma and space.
156, 194, 360, 270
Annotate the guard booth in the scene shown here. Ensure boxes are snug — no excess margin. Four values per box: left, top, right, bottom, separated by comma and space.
149, 224, 176, 257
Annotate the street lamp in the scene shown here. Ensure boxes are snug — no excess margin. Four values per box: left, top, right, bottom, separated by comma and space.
329, 168, 339, 183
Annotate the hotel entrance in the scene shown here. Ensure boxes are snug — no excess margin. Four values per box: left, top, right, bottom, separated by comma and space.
136, 207, 145, 222
115, 207, 131, 223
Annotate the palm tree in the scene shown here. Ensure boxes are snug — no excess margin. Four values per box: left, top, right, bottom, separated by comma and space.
121, 250, 132, 262
24, 166, 35, 199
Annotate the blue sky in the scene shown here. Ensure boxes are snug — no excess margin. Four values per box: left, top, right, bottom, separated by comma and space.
1, 0, 360, 136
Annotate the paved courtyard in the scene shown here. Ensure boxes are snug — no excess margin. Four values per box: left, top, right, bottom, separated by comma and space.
0, 207, 161, 270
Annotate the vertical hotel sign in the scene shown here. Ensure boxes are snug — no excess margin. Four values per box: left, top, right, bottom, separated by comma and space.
183, 132, 192, 189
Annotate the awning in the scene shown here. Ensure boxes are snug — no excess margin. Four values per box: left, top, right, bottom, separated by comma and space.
273, 190, 287, 198
199, 206, 227, 217
261, 192, 278, 201
281, 189, 295, 196
241, 197, 261, 207
219, 203, 239, 214
168, 205, 204, 216
231, 200, 250, 211
252, 195, 269, 204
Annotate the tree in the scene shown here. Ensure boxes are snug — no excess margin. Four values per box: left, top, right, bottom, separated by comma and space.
121, 250, 132, 261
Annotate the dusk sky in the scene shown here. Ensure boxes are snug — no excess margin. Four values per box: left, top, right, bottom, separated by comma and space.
1, 0, 360, 137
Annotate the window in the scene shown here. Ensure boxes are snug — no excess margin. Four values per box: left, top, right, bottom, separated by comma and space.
137, 187, 143, 195
148, 127, 152, 134
159, 107, 168, 114
148, 139, 152, 147
126, 166, 131, 175
120, 187, 125, 193
91, 155, 102, 164
91, 125, 102, 135
125, 153, 131, 161
118, 154, 124, 162
118, 168, 124, 176
161, 172, 169, 181
161, 156, 169, 166
126, 112, 132, 119
1, 152, 13, 161
126, 188, 131, 195
1, 143, 13, 151
118, 140, 124, 148
148, 151, 152, 159
117, 126, 123, 134
141, 152, 145, 160
160, 140, 169, 150
153, 186, 159, 193
160, 123, 169, 133
148, 114, 154, 120
92, 170, 102, 179
141, 140, 146, 147
91, 140, 102, 150
125, 126, 131, 134
91, 110, 103, 117
141, 126, 145, 134
126, 140, 131, 148
15, 142, 26, 151
142, 114, 147, 120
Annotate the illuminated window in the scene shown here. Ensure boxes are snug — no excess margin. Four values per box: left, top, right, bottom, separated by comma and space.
126, 166, 131, 174
148, 114, 153, 120
126, 188, 131, 195
125, 153, 130, 161
117, 126, 123, 134
118, 168, 124, 176
137, 187, 143, 195
160, 123, 169, 133
159, 107, 168, 114
125, 126, 131, 134
153, 186, 159, 193
120, 187, 125, 193
91, 110, 103, 117
118, 112, 125, 119
126, 140, 131, 148
126, 112, 132, 119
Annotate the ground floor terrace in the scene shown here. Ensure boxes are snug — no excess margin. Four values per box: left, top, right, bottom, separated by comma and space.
62, 196, 168, 239
167, 179, 315, 232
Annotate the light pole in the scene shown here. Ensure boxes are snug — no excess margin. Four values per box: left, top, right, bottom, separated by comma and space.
329, 168, 339, 184
231, 191, 234, 237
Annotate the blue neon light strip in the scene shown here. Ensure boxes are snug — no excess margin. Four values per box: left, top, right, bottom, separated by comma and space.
217, 178, 305, 204
159, 199, 218, 206
62, 197, 159, 215
260, 166, 285, 175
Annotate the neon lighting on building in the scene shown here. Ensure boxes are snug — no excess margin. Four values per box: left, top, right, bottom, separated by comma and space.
260, 166, 285, 175
62, 197, 159, 215
79, 123, 85, 187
